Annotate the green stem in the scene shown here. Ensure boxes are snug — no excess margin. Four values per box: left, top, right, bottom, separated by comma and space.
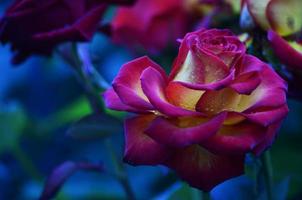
105, 140, 136, 200
261, 151, 273, 200
12, 144, 42, 181
202, 191, 211, 200
61, 43, 136, 200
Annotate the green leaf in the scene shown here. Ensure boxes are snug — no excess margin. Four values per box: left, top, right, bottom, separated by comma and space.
66, 113, 122, 140
0, 102, 27, 153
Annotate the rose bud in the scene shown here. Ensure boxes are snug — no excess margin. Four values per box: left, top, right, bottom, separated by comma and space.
242, 0, 302, 36
111, 0, 203, 53
0, 0, 134, 64
103, 29, 288, 191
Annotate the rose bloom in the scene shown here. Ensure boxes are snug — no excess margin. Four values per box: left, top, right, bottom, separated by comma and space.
241, 0, 302, 101
0, 0, 134, 64
242, 0, 302, 36
111, 0, 202, 53
268, 30, 302, 101
104, 29, 288, 190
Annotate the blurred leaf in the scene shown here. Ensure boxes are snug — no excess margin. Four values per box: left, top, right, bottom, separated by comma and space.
67, 113, 122, 140
270, 133, 302, 198
55, 97, 92, 125
0, 102, 27, 153
39, 161, 103, 200
274, 177, 290, 200
153, 182, 201, 200
211, 175, 256, 200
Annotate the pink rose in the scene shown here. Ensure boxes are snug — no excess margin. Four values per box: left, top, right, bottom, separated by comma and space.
242, 0, 302, 36
104, 29, 288, 190
268, 30, 302, 101
111, 0, 198, 53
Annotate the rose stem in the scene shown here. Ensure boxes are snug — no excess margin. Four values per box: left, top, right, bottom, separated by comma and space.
105, 139, 136, 200
202, 191, 211, 200
260, 150, 273, 200
12, 143, 42, 181
59, 43, 136, 200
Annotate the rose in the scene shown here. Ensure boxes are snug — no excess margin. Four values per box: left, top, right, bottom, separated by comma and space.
268, 30, 302, 101
242, 0, 302, 36
241, 0, 302, 101
111, 0, 199, 53
103, 29, 288, 190
0, 0, 134, 64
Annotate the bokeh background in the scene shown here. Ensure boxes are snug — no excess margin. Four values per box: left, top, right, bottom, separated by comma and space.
0, 0, 302, 199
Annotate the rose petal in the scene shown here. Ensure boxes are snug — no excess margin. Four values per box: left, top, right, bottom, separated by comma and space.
268, 30, 302, 70
165, 145, 245, 191
235, 55, 287, 110
267, 0, 302, 36
165, 82, 204, 111
112, 56, 167, 110
252, 120, 283, 155
124, 115, 171, 165
140, 67, 200, 117
171, 48, 231, 87
102, 88, 148, 113
229, 71, 261, 95
145, 112, 227, 147
246, 0, 271, 30
196, 88, 243, 115
111, 0, 187, 51
201, 120, 268, 155
243, 105, 289, 127
33, 5, 107, 41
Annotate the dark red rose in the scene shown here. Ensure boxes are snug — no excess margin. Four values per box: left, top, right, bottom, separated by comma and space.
0, 0, 134, 64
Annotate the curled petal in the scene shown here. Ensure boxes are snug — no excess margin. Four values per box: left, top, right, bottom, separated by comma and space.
235, 55, 287, 110
252, 120, 283, 155
196, 88, 243, 115
176, 69, 235, 91
112, 56, 167, 110
268, 30, 302, 70
165, 82, 204, 111
140, 67, 200, 117
102, 88, 148, 113
267, 0, 302, 36
242, 105, 289, 127
229, 71, 261, 95
145, 112, 227, 147
124, 115, 172, 165
246, 0, 271, 30
171, 48, 232, 89
165, 145, 245, 191
201, 120, 268, 155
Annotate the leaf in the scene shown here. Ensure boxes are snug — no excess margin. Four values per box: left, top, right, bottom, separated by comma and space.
153, 182, 200, 200
66, 113, 122, 140
0, 102, 27, 153
39, 161, 103, 200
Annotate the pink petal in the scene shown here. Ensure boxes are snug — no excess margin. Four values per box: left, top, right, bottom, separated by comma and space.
268, 30, 302, 71
112, 56, 167, 110
124, 115, 172, 165
140, 67, 200, 117
201, 120, 267, 155
165, 145, 245, 191
165, 81, 204, 111
252, 120, 284, 155
145, 112, 227, 147
243, 105, 289, 127
229, 71, 261, 95
102, 88, 148, 113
